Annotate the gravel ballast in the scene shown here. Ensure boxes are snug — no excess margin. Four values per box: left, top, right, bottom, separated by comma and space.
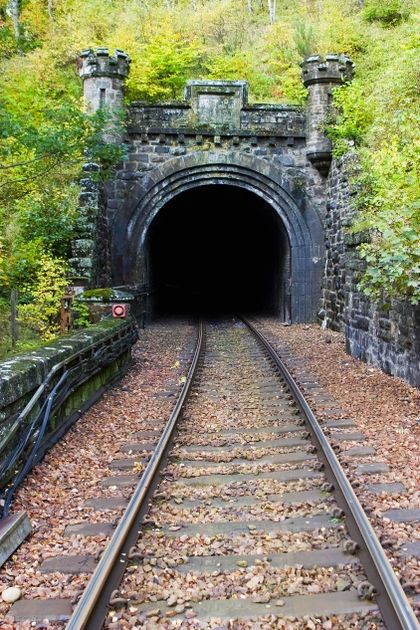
1, 320, 196, 627
258, 319, 419, 617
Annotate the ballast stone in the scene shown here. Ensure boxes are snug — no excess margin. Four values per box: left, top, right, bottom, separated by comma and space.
2, 586, 22, 603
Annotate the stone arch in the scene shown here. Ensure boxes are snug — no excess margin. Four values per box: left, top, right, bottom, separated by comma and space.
111, 151, 324, 322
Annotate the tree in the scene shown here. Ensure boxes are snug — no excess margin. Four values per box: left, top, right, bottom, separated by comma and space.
267, 0, 276, 24
18, 252, 69, 340
125, 27, 203, 100
6, 0, 20, 43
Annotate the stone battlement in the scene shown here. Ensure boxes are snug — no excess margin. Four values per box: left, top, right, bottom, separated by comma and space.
128, 80, 305, 136
79, 48, 131, 80
302, 54, 354, 86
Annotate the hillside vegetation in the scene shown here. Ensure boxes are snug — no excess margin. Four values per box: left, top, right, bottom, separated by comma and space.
0, 0, 419, 354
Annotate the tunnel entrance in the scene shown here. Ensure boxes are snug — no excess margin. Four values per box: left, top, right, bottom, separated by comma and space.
147, 185, 290, 317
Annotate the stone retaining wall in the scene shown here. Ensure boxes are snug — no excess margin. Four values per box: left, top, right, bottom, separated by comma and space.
0, 318, 138, 433
323, 156, 420, 387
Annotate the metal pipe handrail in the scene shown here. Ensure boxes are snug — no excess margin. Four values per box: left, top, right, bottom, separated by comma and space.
1, 321, 136, 455
0, 320, 138, 518
67, 319, 204, 629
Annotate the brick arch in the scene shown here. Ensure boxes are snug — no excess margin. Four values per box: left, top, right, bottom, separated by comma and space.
111, 151, 324, 322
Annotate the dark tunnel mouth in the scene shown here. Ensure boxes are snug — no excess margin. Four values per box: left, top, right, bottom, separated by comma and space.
146, 184, 291, 318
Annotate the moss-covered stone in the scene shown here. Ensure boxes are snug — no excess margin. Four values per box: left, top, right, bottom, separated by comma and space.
79, 288, 134, 302
0, 318, 136, 422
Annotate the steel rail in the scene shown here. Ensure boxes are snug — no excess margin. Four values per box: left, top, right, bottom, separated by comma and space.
67, 319, 204, 630
241, 316, 419, 630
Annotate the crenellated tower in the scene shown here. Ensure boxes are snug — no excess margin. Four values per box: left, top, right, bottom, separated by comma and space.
302, 54, 354, 176
70, 49, 131, 288
79, 47, 130, 117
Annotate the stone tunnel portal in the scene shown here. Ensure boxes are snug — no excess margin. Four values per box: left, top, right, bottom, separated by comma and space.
147, 185, 290, 318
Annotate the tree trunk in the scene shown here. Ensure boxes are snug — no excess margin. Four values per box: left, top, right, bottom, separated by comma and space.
47, 0, 54, 19
267, 0, 276, 23
6, 0, 20, 43
10, 289, 18, 348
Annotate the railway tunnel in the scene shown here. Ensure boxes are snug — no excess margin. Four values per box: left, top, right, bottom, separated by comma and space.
114, 155, 323, 324
147, 184, 291, 318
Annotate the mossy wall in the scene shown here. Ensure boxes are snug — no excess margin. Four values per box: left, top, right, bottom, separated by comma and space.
0, 319, 138, 436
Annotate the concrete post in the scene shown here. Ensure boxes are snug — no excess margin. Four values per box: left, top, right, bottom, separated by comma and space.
302, 54, 354, 176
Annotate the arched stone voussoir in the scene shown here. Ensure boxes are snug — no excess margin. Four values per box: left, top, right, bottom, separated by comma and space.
109, 150, 324, 322
111, 181, 147, 228
113, 152, 306, 239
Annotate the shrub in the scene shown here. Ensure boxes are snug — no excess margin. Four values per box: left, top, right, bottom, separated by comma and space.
18, 253, 69, 340
362, 0, 412, 26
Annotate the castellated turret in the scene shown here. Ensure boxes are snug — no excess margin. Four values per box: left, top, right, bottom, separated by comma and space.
78, 48, 130, 116
302, 54, 354, 176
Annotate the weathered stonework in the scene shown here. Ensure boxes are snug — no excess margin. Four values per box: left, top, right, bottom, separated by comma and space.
0, 318, 137, 547
71, 49, 131, 285
71, 47, 419, 385
0, 319, 135, 419
78, 48, 130, 115
74, 50, 352, 321
323, 156, 420, 387
74, 54, 340, 322
69, 162, 100, 283
321, 155, 359, 330
302, 55, 354, 175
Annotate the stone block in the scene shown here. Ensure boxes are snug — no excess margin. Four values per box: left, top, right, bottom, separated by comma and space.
107, 199, 120, 210
40, 555, 97, 574
275, 155, 295, 166
8, 599, 72, 623
155, 145, 170, 154
0, 512, 32, 567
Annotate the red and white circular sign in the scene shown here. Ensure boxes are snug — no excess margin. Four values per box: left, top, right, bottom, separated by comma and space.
112, 304, 127, 318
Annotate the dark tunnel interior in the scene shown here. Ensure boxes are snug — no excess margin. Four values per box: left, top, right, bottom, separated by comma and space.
148, 185, 290, 317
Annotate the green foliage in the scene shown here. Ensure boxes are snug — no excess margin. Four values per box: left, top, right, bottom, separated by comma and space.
126, 28, 203, 101
326, 81, 374, 156
18, 252, 69, 340
205, 52, 275, 101
0, 0, 419, 313
73, 300, 91, 328
0, 238, 44, 291
80, 287, 133, 302
293, 21, 315, 57
262, 22, 308, 103
328, 16, 420, 304
81, 287, 114, 300
350, 130, 420, 304
0, 300, 42, 360
362, 0, 413, 25
84, 106, 127, 174
356, 204, 420, 305
17, 188, 78, 258
0, 41, 125, 349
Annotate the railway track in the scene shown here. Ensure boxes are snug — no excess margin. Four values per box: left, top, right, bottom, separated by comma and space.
6, 318, 419, 628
